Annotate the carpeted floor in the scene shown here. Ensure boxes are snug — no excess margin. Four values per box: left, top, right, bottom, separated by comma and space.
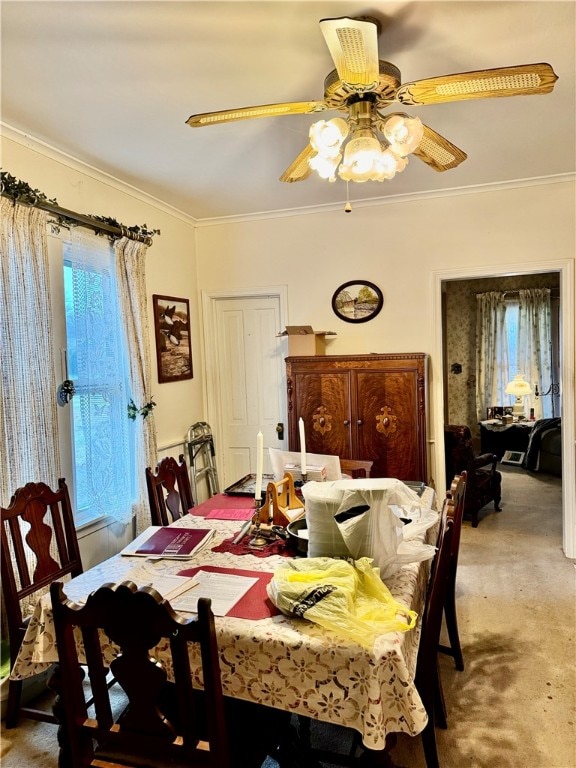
1, 466, 574, 767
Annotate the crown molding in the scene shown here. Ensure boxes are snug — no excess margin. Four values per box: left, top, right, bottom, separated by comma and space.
195, 173, 576, 227
3, 122, 574, 229
1, 123, 198, 227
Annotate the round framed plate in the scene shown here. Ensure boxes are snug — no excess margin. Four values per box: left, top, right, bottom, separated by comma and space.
331, 280, 383, 323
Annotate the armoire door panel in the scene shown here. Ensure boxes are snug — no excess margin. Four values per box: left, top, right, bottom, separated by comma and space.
356, 371, 420, 478
292, 371, 352, 457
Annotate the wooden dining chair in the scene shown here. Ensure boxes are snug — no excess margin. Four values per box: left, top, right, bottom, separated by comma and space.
145, 454, 195, 526
50, 581, 290, 768
414, 506, 455, 768
340, 458, 373, 478
1, 479, 83, 728
440, 471, 468, 673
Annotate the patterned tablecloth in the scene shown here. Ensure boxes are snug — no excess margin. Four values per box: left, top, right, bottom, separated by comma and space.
12, 487, 436, 750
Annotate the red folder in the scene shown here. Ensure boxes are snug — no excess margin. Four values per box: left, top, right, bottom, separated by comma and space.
135, 527, 212, 557
177, 565, 281, 619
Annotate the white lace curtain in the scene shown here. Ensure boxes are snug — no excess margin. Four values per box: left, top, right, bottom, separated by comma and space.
0, 199, 61, 503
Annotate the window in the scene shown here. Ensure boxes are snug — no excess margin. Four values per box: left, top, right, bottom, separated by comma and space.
504, 300, 520, 385
62, 229, 135, 526
476, 288, 558, 423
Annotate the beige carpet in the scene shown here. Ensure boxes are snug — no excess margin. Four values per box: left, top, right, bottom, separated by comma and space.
1, 466, 574, 768
390, 466, 575, 768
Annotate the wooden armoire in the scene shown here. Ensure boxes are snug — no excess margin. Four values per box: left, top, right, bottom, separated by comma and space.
286, 354, 428, 482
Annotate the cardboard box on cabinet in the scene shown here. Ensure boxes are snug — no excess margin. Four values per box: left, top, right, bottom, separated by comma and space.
278, 326, 336, 356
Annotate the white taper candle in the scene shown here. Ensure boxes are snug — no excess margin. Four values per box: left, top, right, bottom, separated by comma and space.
299, 418, 307, 475
255, 431, 263, 500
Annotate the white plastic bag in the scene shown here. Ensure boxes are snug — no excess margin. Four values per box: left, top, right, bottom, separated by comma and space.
303, 479, 437, 577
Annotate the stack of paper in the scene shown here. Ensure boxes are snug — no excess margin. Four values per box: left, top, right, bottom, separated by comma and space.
284, 463, 327, 482
171, 570, 258, 616
123, 563, 199, 601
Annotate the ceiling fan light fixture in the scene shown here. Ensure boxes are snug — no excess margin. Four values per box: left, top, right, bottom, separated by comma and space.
382, 114, 424, 156
309, 118, 349, 158
378, 148, 408, 177
309, 151, 341, 181
339, 131, 383, 180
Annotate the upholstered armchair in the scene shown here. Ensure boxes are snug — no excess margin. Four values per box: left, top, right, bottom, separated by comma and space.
444, 425, 502, 527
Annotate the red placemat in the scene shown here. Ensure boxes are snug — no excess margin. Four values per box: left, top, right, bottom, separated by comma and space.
204, 508, 254, 521
189, 494, 255, 518
177, 565, 281, 619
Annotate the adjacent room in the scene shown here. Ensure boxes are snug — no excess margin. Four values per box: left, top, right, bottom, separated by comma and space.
1, 2, 575, 767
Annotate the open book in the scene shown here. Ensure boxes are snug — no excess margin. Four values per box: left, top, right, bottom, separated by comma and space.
121, 526, 214, 559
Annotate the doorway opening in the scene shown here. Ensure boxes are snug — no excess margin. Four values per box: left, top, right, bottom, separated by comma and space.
432, 260, 575, 558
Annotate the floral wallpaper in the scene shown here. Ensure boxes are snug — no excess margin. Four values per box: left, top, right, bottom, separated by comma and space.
444, 272, 560, 440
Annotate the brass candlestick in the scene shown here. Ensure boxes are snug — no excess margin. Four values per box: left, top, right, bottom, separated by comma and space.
248, 499, 268, 549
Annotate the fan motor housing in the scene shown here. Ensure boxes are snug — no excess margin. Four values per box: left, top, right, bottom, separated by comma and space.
323, 61, 401, 109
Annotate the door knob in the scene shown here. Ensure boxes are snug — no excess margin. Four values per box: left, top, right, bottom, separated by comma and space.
276, 422, 284, 440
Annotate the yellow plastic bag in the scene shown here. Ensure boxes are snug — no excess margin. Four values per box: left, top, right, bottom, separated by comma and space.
266, 556, 417, 649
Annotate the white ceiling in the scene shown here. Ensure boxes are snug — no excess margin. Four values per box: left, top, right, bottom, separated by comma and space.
2, 1, 575, 221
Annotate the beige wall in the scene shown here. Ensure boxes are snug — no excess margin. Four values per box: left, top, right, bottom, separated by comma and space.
196, 182, 574, 355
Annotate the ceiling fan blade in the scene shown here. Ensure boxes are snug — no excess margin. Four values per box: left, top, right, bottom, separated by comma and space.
279, 145, 315, 183
413, 125, 467, 172
186, 101, 327, 127
396, 63, 558, 105
320, 16, 380, 90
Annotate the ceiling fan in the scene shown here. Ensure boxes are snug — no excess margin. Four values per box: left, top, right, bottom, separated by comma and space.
186, 16, 558, 185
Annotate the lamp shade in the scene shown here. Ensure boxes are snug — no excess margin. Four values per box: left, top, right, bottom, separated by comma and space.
505, 374, 533, 397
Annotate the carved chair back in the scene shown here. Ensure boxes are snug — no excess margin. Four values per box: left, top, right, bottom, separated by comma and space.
146, 454, 194, 526
1, 479, 82, 726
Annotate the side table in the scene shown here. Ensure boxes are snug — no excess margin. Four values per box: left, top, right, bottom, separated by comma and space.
479, 420, 534, 460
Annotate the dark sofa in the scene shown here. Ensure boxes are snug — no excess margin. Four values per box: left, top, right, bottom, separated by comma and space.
522, 418, 562, 476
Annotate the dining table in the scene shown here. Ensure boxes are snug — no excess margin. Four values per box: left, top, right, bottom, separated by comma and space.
11, 483, 437, 756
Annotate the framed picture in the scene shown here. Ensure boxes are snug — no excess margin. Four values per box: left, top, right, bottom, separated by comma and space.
492, 406, 504, 418
152, 294, 193, 383
331, 280, 383, 323
486, 407, 494, 420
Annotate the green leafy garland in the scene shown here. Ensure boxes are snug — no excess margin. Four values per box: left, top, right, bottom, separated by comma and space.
1, 170, 160, 241
128, 398, 157, 421
0, 170, 58, 206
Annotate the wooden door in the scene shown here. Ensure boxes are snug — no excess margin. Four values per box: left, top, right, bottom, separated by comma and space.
290, 370, 352, 457
355, 368, 422, 479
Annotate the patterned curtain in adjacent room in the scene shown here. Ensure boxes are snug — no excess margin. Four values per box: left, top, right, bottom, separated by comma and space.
475, 291, 508, 421
518, 288, 552, 419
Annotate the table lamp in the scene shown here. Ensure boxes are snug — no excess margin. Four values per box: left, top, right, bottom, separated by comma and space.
505, 374, 533, 418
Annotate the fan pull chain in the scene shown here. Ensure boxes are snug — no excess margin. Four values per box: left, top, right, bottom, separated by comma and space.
345, 182, 352, 213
